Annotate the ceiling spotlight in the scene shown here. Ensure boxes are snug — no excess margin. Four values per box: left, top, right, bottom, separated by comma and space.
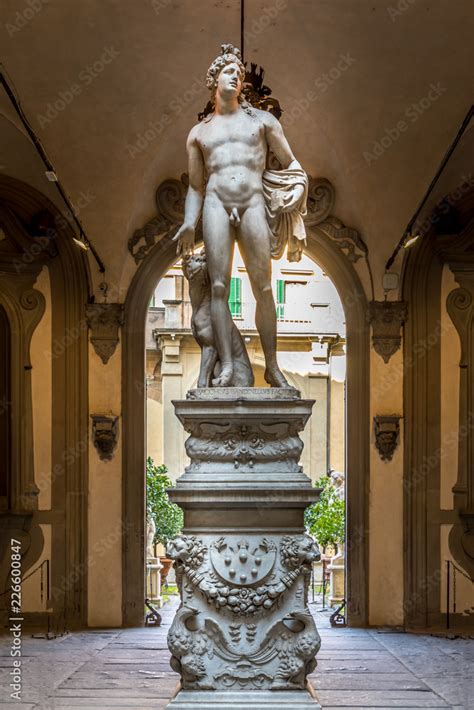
73, 236, 89, 251
403, 233, 422, 249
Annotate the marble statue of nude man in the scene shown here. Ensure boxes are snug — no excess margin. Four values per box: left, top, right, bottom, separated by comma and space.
174, 44, 308, 387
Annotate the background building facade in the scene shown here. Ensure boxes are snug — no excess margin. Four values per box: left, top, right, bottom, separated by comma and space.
146, 252, 346, 482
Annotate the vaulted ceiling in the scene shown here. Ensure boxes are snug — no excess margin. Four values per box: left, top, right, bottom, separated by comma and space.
1, 0, 472, 297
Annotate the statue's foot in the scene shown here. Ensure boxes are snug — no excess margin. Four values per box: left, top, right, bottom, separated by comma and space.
212, 363, 234, 387
264, 366, 291, 388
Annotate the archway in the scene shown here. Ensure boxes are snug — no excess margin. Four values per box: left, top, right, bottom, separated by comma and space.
0, 175, 90, 628
402, 187, 474, 630
122, 220, 369, 627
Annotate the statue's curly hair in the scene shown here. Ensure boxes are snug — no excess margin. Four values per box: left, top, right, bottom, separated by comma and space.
205, 43, 245, 92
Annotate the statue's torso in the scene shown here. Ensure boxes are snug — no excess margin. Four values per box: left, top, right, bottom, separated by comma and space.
196, 108, 267, 209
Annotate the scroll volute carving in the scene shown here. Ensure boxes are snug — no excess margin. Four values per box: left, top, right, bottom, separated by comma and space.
128, 176, 188, 264
304, 177, 369, 263
304, 177, 335, 226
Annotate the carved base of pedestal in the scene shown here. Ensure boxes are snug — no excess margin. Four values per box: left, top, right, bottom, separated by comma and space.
166, 531, 321, 691
174, 388, 314, 477
167, 689, 321, 709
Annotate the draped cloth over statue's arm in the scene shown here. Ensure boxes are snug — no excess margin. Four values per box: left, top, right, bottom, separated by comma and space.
262, 167, 308, 263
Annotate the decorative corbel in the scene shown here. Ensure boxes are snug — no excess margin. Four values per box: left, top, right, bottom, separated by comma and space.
128, 177, 187, 263
91, 415, 119, 461
85, 303, 124, 364
368, 301, 408, 363
373, 415, 401, 461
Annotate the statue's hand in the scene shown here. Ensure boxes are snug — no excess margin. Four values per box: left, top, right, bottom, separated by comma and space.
173, 223, 195, 256
280, 184, 305, 213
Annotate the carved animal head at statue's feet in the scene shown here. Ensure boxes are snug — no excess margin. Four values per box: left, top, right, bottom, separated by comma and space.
182, 250, 212, 313
182, 250, 208, 285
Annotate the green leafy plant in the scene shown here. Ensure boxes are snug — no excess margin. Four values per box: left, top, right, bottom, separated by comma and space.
304, 475, 345, 550
146, 457, 183, 549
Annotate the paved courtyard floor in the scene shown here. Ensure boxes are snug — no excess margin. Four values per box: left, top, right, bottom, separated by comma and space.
0, 599, 473, 710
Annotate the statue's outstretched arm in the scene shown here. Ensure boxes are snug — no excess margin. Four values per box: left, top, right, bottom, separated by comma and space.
173, 127, 205, 255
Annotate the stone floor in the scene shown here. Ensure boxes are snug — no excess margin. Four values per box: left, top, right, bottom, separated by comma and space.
0, 599, 473, 710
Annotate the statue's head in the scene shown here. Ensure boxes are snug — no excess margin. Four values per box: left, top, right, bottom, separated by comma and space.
206, 44, 245, 102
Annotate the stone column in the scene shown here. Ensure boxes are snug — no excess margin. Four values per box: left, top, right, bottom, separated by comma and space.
166, 387, 321, 709
307, 374, 327, 479
157, 335, 184, 474
146, 516, 163, 606
328, 543, 345, 607
146, 558, 163, 606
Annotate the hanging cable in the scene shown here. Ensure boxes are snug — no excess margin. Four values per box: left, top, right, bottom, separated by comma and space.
0, 65, 106, 273
240, 0, 245, 59
385, 104, 473, 272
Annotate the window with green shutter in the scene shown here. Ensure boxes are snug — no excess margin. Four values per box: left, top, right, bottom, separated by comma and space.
228, 277, 242, 318
276, 279, 286, 319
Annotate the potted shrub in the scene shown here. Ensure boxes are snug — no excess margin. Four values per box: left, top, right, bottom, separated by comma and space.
304, 474, 345, 555
146, 457, 183, 584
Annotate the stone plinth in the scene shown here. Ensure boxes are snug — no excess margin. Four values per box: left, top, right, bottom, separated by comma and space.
166, 388, 321, 709
146, 557, 163, 605
328, 547, 345, 607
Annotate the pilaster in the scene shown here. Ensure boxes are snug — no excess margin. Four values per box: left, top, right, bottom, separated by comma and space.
157, 334, 184, 473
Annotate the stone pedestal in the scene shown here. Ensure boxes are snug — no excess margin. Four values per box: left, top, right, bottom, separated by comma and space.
328, 544, 345, 607
147, 557, 163, 605
166, 388, 321, 709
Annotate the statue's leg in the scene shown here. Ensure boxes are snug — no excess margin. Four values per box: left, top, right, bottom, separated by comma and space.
202, 196, 235, 387
238, 203, 290, 388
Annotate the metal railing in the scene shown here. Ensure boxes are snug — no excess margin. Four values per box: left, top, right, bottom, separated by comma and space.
446, 559, 474, 628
